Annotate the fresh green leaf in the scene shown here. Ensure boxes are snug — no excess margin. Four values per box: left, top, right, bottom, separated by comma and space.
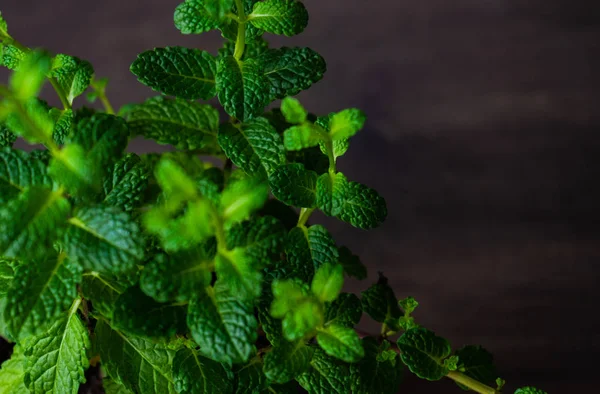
216, 56, 269, 121
360, 275, 402, 324
514, 387, 548, 394
337, 246, 367, 280
350, 337, 404, 394
269, 163, 318, 208
248, 0, 308, 36
204, 0, 236, 20
187, 284, 258, 364
173, 347, 234, 394
285, 225, 339, 280
220, 175, 269, 226
23, 299, 90, 394
4, 252, 81, 340
336, 181, 387, 229
215, 249, 262, 301
63, 205, 145, 274
5, 98, 54, 144
0, 345, 28, 394
131, 47, 217, 100
263, 340, 313, 383
324, 293, 362, 328
234, 358, 268, 393
316, 172, 348, 216
48, 143, 100, 196
399, 296, 419, 315
311, 263, 344, 303
316, 324, 364, 363
95, 319, 180, 394
280, 97, 307, 124
296, 348, 351, 394
49, 108, 74, 144
259, 47, 326, 100
174, 1, 222, 34
0, 11, 8, 39
218, 37, 270, 61
270, 279, 323, 341
102, 378, 133, 394
0, 124, 16, 147
0, 148, 53, 204
10, 49, 51, 101
0, 44, 25, 70
0, 260, 14, 297
0, 186, 70, 260
225, 215, 286, 265
397, 327, 452, 381
217, 117, 285, 178
327, 109, 366, 140
81, 271, 132, 319
103, 153, 150, 212
50, 54, 94, 104
126, 96, 219, 150
282, 123, 324, 151
453, 346, 496, 390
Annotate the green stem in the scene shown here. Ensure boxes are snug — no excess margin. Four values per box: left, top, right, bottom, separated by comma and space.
98, 92, 114, 114
297, 207, 315, 227
446, 371, 501, 394
233, 0, 246, 60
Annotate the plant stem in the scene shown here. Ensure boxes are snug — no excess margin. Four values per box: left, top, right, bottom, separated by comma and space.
233, 0, 246, 60
98, 91, 114, 114
446, 371, 501, 394
297, 207, 315, 227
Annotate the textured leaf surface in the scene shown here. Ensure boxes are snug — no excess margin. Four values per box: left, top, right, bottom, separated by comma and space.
324, 293, 362, 328
23, 300, 90, 394
4, 253, 81, 340
216, 56, 269, 121
234, 359, 268, 393
103, 153, 150, 212
248, 0, 308, 36
0, 148, 53, 203
0, 346, 27, 394
218, 117, 285, 178
0, 187, 70, 260
260, 47, 326, 99
296, 348, 350, 394
360, 278, 402, 323
327, 109, 366, 141
126, 96, 219, 150
316, 325, 364, 363
225, 215, 286, 266
350, 337, 403, 394
282, 123, 323, 151
50, 108, 73, 145
263, 340, 313, 384
173, 347, 234, 394
102, 378, 133, 394
187, 284, 257, 364
50, 54, 94, 104
285, 225, 339, 280
131, 47, 217, 100
514, 388, 548, 394
0, 44, 25, 70
337, 181, 387, 229
64, 205, 144, 274
311, 263, 344, 303
397, 328, 452, 381
316, 172, 348, 217
0, 124, 16, 148
454, 345, 497, 390
81, 271, 131, 319
337, 246, 367, 280
215, 249, 262, 301
174, 1, 221, 34
95, 320, 179, 394
0, 260, 14, 297
269, 163, 318, 208
270, 280, 323, 341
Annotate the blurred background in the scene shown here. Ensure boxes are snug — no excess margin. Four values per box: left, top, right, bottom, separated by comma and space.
1, 0, 599, 392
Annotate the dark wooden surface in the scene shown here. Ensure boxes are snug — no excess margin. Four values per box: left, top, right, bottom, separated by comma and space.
2, 0, 599, 392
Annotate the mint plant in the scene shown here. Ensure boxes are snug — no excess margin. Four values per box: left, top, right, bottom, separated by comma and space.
0, 2, 548, 393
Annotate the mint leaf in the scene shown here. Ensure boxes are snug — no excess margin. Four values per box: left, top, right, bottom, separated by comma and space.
360, 275, 402, 324
316, 172, 348, 216
248, 0, 308, 36
48, 144, 100, 196
337, 246, 367, 280
0, 11, 8, 39
311, 263, 344, 303
217, 117, 285, 178
10, 49, 51, 101
0, 148, 53, 204
95, 319, 180, 394
131, 47, 217, 100
350, 337, 404, 394
216, 56, 269, 121
23, 300, 90, 394
49, 108, 74, 144
225, 216, 286, 266
187, 284, 258, 364
1, 44, 25, 70
4, 253, 81, 340
126, 96, 219, 151
0, 260, 14, 297
316, 324, 364, 363
64, 205, 145, 274
260, 47, 326, 99
282, 123, 324, 151
0, 124, 17, 148
204, 0, 236, 20
285, 225, 339, 280
81, 271, 132, 319
50, 54, 94, 104
514, 387, 548, 394
103, 153, 150, 212
234, 358, 268, 393
327, 109, 366, 141
220, 175, 269, 226
453, 345, 496, 390
102, 378, 133, 394
280, 97, 307, 124
263, 340, 313, 383
172, 347, 234, 394
174, 1, 222, 34
296, 348, 351, 394
336, 181, 387, 229
215, 249, 262, 301
0, 187, 70, 260
5, 98, 54, 144
324, 293, 362, 328
269, 163, 318, 208
270, 279, 323, 341
0, 345, 28, 394
397, 327, 452, 381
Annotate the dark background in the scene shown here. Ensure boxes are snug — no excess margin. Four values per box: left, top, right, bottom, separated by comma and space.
2, 0, 599, 392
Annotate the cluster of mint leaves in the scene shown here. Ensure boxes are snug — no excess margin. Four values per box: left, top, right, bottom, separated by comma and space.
0, 2, 548, 393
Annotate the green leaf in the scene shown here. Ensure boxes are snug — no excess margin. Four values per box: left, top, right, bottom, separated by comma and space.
0, 148, 53, 204
140, 248, 213, 303
10, 49, 51, 101
131, 47, 217, 100
50, 54, 94, 104
336, 181, 387, 229
0, 124, 16, 148
514, 387, 548, 394
316, 324, 364, 363
218, 37, 270, 61
399, 296, 419, 315
311, 263, 344, 303
282, 123, 324, 151
95, 320, 180, 394
103, 153, 150, 212
49, 108, 74, 144
0, 260, 14, 297
280, 97, 307, 124
337, 246, 367, 280
220, 0, 264, 43
217, 117, 285, 178
270, 280, 323, 341
102, 378, 133, 394
234, 358, 268, 393
81, 271, 132, 319
173, 347, 234, 394
63, 205, 145, 274
187, 284, 258, 364
324, 293, 362, 328
23, 299, 90, 394
48, 144, 100, 196
174, 1, 222, 34
350, 337, 404, 394
0, 186, 70, 260
126, 96, 219, 151
216, 56, 269, 121
215, 249, 262, 301
225, 215, 286, 266
269, 163, 318, 208
453, 346, 496, 390
0, 44, 25, 70
220, 176, 269, 226
316, 172, 348, 217
0, 346, 28, 394
263, 340, 313, 383
204, 0, 236, 20
285, 225, 339, 280
397, 327, 452, 381
327, 109, 366, 141
296, 348, 351, 394
259, 47, 326, 99
248, 0, 308, 36
5, 98, 54, 144
4, 252, 81, 340
360, 275, 402, 324
0, 11, 8, 39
